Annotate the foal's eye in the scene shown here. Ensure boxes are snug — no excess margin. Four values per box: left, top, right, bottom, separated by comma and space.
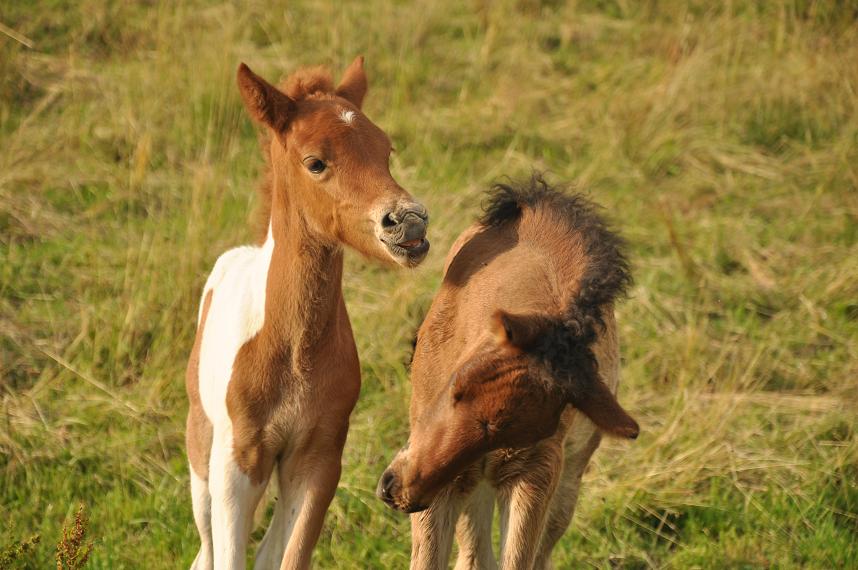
306, 159, 327, 174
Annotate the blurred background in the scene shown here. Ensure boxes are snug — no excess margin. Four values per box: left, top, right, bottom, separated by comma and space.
1, 1, 856, 568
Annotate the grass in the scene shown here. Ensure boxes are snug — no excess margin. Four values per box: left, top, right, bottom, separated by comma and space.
1, 0, 856, 568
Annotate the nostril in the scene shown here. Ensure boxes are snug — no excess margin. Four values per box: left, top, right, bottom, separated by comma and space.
383, 470, 395, 491
378, 470, 396, 501
381, 212, 398, 229
414, 205, 429, 222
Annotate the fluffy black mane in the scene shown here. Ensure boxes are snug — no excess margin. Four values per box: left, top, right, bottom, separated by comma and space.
480, 173, 633, 396
480, 173, 632, 315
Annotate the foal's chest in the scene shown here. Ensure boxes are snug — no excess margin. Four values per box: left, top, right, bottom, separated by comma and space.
484, 414, 575, 488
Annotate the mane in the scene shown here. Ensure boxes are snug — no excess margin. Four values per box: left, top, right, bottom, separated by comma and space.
252, 66, 337, 243
479, 173, 633, 389
278, 66, 335, 101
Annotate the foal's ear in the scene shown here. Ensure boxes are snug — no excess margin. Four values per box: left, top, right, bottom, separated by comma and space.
237, 63, 295, 132
336, 56, 368, 109
570, 378, 640, 439
490, 310, 551, 353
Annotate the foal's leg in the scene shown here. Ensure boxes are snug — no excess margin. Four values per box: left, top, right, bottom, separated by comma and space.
253, 459, 307, 569
498, 450, 562, 570
410, 488, 465, 570
533, 429, 601, 570
187, 406, 214, 570
208, 430, 271, 570
453, 482, 497, 570
276, 424, 350, 570
190, 470, 214, 570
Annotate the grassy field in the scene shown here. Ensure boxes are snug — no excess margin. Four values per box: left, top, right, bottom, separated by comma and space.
1, 0, 857, 568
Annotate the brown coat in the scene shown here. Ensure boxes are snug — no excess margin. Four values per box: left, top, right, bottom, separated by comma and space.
185, 58, 430, 570
379, 176, 638, 569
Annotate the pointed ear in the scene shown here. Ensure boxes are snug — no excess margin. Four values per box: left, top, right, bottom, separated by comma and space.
490, 310, 551, 353
237, 63, 294, 132
570, 378, 639, 439
335, 56, 368, 109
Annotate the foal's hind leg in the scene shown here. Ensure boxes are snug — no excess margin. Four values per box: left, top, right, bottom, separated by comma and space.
190, 470, 214, 570
187, 406, 214, 570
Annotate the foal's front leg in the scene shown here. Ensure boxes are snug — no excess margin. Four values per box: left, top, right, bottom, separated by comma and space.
453, 482, 497, 570
533, 428, 602, 570
253, 458, 307, 569
498, 456, 562, 570
209, 430, 271, 570
275, 423, 351, 570
410, 489, 465, 570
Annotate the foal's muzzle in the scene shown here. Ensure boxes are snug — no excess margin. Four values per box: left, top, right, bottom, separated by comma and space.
379, 202, 430, 266
376, 467, 427, 514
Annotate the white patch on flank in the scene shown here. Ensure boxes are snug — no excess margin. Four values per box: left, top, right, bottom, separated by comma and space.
197, 223, 274, 426
338, 108, 356, 126
190, 222, 277, 567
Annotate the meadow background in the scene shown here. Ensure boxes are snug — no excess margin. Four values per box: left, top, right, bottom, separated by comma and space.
1, 0, 856, 568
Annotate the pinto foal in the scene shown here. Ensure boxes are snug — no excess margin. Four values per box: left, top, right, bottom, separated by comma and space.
186, 58, 429, 570
378, 177, 639, 569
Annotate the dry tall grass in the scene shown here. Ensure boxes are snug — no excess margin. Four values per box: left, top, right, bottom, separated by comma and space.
1, 1, 856, 568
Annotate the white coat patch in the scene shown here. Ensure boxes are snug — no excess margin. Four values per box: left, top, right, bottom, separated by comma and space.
197, 224, 274, 426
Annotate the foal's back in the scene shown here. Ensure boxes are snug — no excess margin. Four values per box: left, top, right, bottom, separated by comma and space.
427, 187, 600, 370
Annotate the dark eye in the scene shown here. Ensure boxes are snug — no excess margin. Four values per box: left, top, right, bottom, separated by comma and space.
306, 159, 326, 174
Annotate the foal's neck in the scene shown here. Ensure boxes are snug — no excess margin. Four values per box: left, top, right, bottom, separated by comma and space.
258, 190, 345, 363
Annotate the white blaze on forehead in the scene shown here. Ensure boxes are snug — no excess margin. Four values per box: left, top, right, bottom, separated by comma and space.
338, 108, 356, 126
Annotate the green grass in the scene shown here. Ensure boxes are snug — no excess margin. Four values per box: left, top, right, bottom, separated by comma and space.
1, 0, 857, 568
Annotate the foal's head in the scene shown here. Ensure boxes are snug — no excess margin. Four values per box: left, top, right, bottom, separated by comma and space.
237, 57, 429, 266
378, 309, 639, 513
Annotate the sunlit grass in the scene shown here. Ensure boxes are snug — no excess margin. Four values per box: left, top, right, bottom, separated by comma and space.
1, 1, 856, 568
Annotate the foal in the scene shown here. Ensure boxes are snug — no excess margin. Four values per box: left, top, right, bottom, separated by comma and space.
378, 176, 638, 569
186, 58, 430, 569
